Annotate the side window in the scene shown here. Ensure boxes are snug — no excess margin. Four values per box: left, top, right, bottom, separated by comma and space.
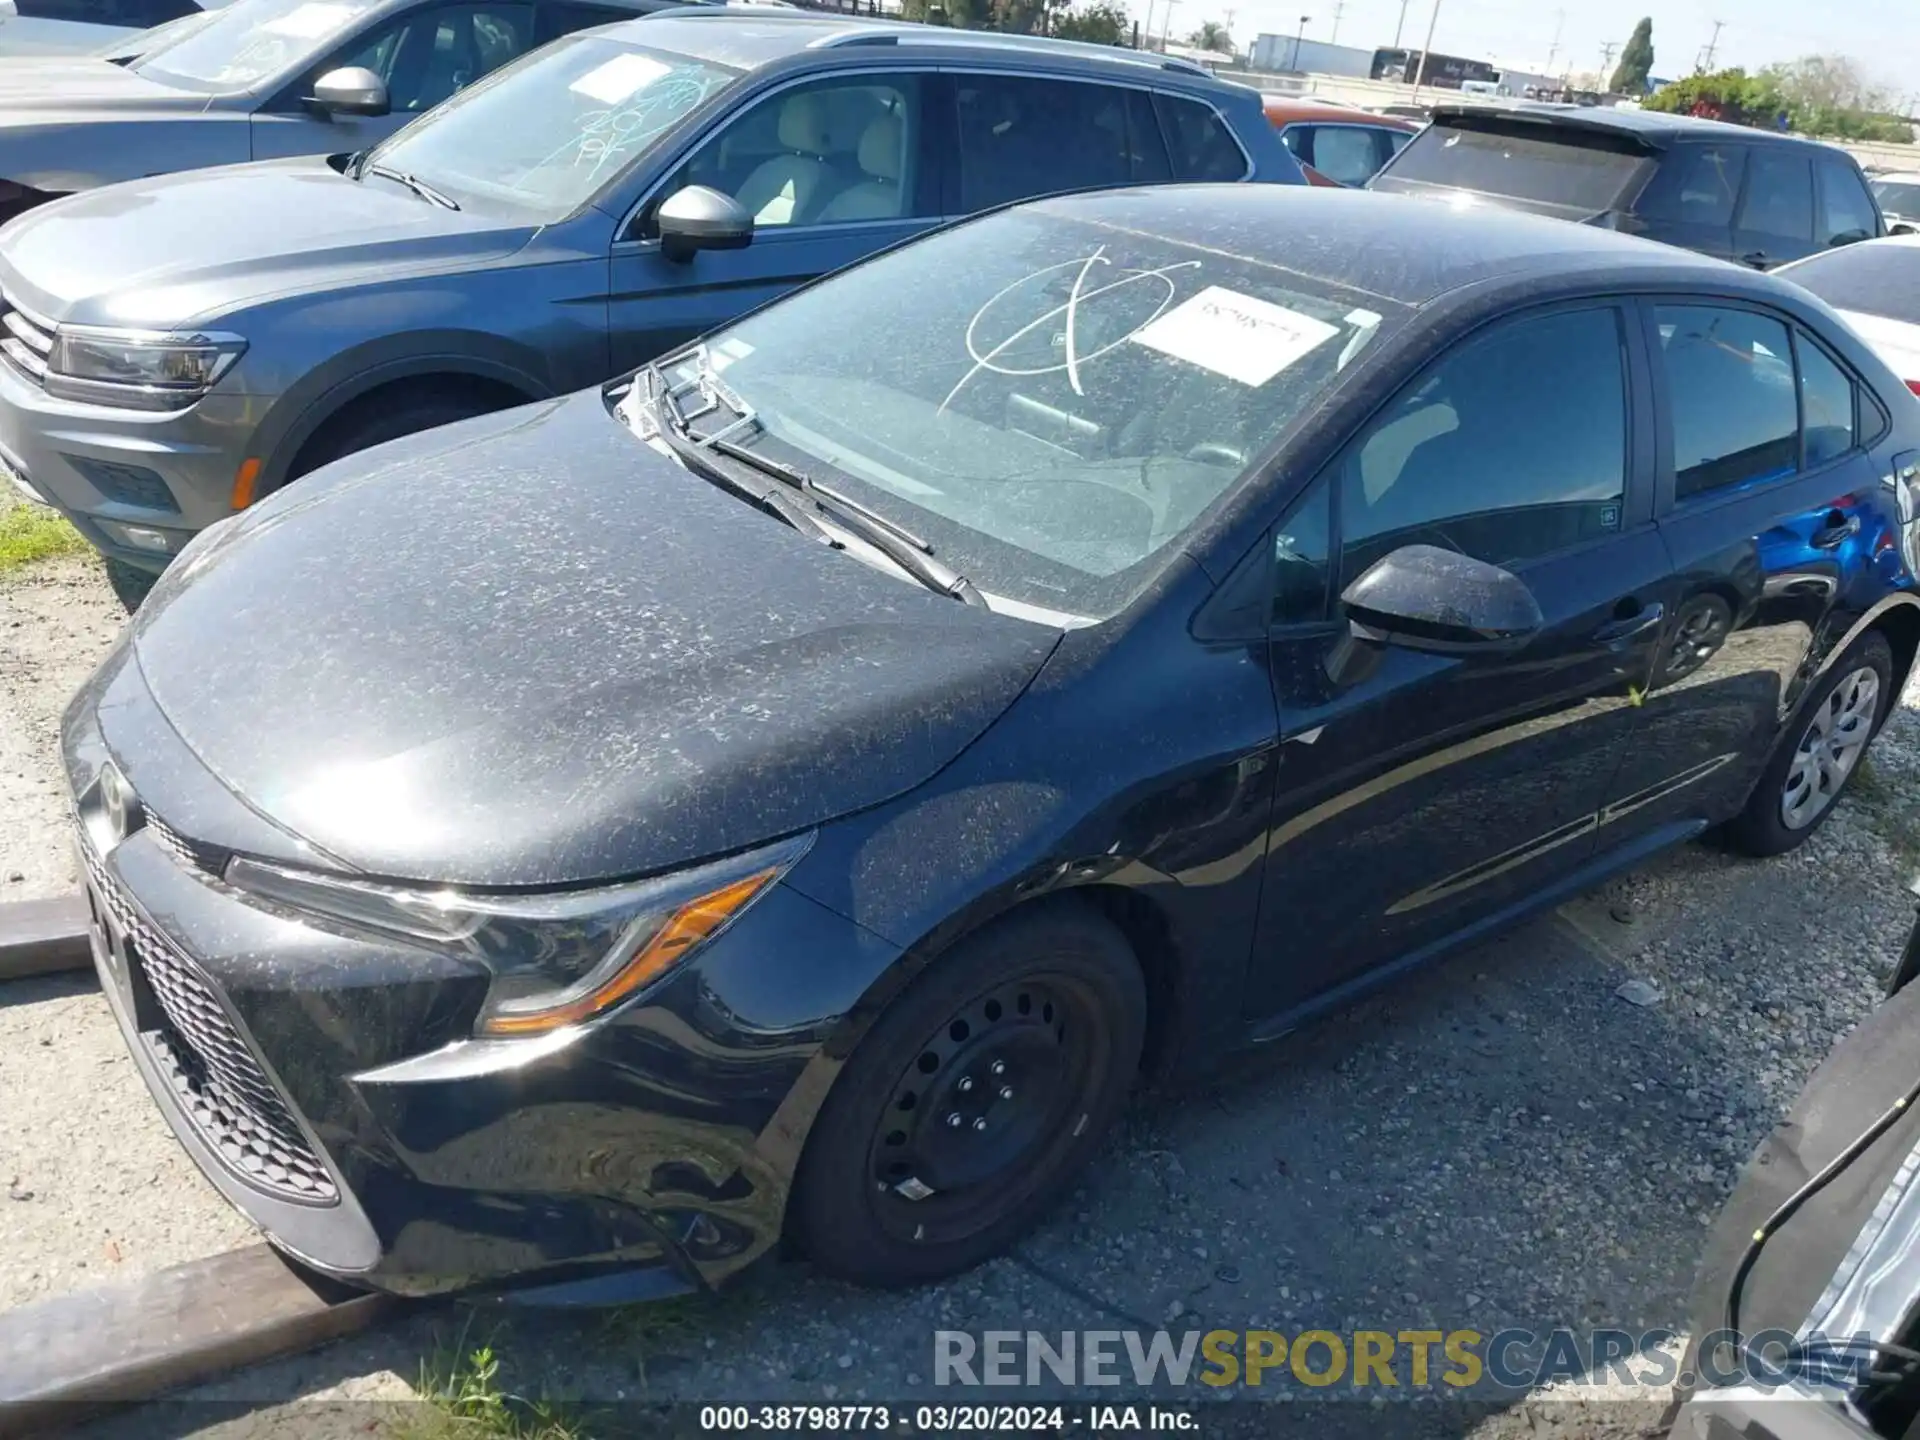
1279, 124, 1310, 162
1309, 125, 1387, 187
1272, 482, 1332, 625
1737, 149, 1814, 244
15, 0, 197, 22
954, 76, 1160, 212
1338, 307, 1628, 588
1154, 94, 1248, 181
1816, 158, 1879, 247
1799, 336, 1857, 467
1655, 305, 1799, 500
1636, 144, 1743, 228
330, 3, 534, 114
674, 75, 926, 228
538, 1, 636, 40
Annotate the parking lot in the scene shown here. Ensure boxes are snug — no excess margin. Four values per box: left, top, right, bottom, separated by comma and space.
6, 505, 1919, 1437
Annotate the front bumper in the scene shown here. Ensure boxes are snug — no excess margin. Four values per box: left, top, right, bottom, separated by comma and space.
64, 646, 898, 1299
0, 344, 268, 573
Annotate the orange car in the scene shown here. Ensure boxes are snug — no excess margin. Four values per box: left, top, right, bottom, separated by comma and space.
1261, 97, 1422, 187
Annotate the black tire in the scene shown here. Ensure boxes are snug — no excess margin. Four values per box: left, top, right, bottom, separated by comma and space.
1726, 629, 1894, 857
791, 900, 1146, 1288
288, 389, 502, 483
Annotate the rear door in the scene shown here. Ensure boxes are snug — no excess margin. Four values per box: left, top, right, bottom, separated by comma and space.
1734, 146, 1817, 268
1246, 301, 1671, 1022
1628, 141, 1743, 261
1605, 298, 1893, 838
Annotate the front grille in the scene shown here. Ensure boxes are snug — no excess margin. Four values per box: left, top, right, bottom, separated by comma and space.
0, 294, 51, 385
82, 845, 338, 1205
145, 813, 230, 879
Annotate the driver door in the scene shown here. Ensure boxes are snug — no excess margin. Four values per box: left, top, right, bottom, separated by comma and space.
1245, 302, 1678, 1025
250, 2, 537, 162
606, 69, 944, 374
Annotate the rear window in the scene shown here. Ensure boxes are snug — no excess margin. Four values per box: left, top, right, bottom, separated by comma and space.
1381, 120, 1650, 212
1873, 179, 1920, 217
1782, 242, 1920, 326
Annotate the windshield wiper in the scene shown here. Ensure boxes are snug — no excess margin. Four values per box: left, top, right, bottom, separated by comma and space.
366, 163, 459, 210
705, 432, 988, 609
642, 364, 840, 549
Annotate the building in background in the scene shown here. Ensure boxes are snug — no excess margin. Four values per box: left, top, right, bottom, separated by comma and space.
1248, 34, 1373, 76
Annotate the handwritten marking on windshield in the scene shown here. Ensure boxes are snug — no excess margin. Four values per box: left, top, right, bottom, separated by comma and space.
940, 251, 1203, 414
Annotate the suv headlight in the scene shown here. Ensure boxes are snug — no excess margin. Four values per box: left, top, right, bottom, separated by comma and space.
225, 833, 812, 1038
46, 326, 246, 411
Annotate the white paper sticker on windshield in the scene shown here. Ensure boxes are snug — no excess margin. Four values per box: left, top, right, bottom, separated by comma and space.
569, 52, 671, 105
260, 2, 357, 37
1130, 286, 1339, 387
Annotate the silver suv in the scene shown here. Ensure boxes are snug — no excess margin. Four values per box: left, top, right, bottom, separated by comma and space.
0, 11, 1302, 572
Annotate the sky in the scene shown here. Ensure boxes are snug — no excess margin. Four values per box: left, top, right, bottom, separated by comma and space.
1125, 0, 1919, 96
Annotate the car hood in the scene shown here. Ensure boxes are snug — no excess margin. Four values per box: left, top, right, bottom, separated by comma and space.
0, 157, 531, 326
127, 389, 1061, 888
0, 55, 199, 111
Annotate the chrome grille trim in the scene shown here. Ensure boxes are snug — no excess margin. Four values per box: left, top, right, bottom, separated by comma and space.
81, 841, 339, 1206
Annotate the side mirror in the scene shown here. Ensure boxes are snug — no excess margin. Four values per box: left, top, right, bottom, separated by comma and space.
1338, 543, 1543, 655
657, 185, 753, 263
310, 67, 390, 118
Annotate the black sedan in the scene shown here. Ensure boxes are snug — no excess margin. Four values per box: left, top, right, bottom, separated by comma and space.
64, 185, 1920, 1301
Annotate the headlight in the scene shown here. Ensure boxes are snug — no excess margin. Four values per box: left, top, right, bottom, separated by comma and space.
46, 326, 246, 411
224, 833, 812, 1038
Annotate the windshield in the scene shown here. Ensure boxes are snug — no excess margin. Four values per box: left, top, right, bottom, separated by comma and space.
133, 0, 383, 90
1783, 241, 1920, 326
1381, 121, 1650, 212
366, 36, 740, 221
646, 202, 1406, 619
94, 9, 212, 61
1873, 180, 1920, 217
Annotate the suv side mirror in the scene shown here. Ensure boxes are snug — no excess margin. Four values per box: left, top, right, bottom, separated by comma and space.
657, 185, 753, 262
310, 66, 390, 118
1337, 543, 1543, 656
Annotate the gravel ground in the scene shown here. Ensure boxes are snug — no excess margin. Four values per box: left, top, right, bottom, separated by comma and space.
0, 545, 256, 1311
4, 524, 1919, 1438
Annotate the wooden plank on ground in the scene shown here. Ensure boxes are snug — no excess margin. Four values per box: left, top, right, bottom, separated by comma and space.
0, 894, 91, 982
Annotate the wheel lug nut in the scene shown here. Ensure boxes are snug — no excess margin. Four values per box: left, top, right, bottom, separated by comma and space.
973, 1117, 988, 1131
990, 1061, 1006, 1076
946, 1112, 962, 1127
958, 1077, 974, 1093
1000, 1086, 1014, 1100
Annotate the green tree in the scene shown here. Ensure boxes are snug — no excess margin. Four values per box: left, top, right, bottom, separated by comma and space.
1609, 17, 1653, 94
1050, 0, 1129, 44
1188, 19, 1232, 52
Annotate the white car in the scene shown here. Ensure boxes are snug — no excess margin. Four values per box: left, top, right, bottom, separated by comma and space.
1779, 236, 1920, 395
1872, 169, 1920, 235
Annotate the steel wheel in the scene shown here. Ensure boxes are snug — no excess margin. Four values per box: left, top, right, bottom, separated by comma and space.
865, 976, 1099, 1247
1781, 664, 1879, 830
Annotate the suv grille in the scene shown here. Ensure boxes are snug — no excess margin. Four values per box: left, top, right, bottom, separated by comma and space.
0, 294, 51, 384
82, 845, 338, 1205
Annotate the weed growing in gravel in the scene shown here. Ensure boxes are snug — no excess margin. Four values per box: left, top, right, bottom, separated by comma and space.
0, 500, 86, 575
395, 1316, 593, 1440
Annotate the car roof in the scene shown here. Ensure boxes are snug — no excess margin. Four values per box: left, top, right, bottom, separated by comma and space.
1029, 183, 1760, 308
1425, 100, 1849, 153
1872, 171, 1920, 185
612, 9, 1234, 85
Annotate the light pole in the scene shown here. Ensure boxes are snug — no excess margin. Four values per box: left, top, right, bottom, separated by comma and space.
1159, 0, 1178, 50
1292, 13, 1309, 70
1409, 0, 1440, 102
1391, 0, 1409, 49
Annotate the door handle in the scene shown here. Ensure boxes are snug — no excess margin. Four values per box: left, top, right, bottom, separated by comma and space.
1591, 602, 1665, 649
1740, 251, 1770, 269
1811, 511, 1861, 549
